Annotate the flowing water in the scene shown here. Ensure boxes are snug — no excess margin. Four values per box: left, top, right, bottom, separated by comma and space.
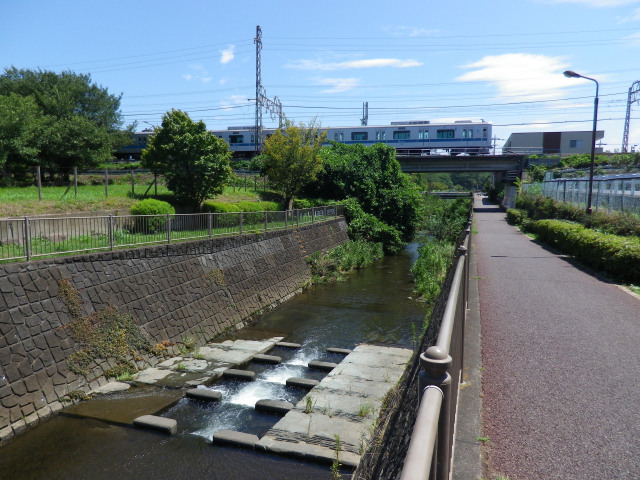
0, 245, 426, 480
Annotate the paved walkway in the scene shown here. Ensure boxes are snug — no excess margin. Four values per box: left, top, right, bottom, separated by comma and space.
473, 197, 640, 480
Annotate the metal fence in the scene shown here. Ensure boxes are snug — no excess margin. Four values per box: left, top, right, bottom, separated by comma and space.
400, 224, 470, 480
0, 205, 344, 262
523, 173, 640, 214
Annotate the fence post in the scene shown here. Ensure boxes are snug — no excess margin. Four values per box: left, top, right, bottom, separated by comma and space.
131, 170, 135, 198
296, 209, 300, 227
208, 212, 213, 238
239, 212, 243, 234
264, 211, 268, 232
36, 166, 42, 201
105, 169, 109, 198
311, 208, 315, 223
323, 206, 327, 219
74, 167, 78, 199
108, 215, 114, 251
23, 216, 31, 261
166, 213, 171, 244
419, 350, 453, 480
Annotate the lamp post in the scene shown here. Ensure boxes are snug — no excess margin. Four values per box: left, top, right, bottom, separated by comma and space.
563, 70, 599, 214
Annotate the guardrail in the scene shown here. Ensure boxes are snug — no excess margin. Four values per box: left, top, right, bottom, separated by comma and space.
400, 223, 471, 480
0, 205, 344, 262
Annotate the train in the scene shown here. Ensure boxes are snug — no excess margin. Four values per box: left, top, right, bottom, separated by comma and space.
115, 120, 492, 160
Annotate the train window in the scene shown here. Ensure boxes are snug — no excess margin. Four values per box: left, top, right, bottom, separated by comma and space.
418, 131, 423, 139
569, 140, 583, 148
229, 135, 244, 144
462, 129, 467, 138
250, 135, 255, 143
482, 128, 488, 138
376, 130, 386, 141
437, 130, 454, 139
393, 131, 410, 140
424, 130, 429, 139
334, 132, 344, 141
469, 129, 473, 138
351, 132, 368, 141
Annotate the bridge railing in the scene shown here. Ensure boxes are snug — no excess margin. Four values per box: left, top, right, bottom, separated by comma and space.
0, 205, 344, 262
400, 223, 471, 480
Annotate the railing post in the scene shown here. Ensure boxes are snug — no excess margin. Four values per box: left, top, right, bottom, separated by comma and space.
239, 212, 243, 234
311, 208, 315, 223
108, 215, 114, 251
36, 166, 42, 201
264, 211, 268, 232
23, 216, 31, 261
166, 213, 171, 243
208, 212, 213, 238
419, 349, 453, 480
74, 167, 78, 199
296, 209, 300, 227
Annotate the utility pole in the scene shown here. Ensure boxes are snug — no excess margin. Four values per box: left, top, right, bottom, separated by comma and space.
622, 80, 640, 153
253, 25, 285, 155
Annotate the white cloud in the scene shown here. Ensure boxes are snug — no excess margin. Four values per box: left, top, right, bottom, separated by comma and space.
286, 58, 422, 71
624, 31, 640, 43
384, 26, 440, 37
220, 45, 235, 64
183, 64, 212, 83
220, 95, 249, 110
315, 77, 360, 94
456, 53, 573, 101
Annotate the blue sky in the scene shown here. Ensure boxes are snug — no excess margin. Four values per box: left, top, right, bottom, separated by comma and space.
3, 0, 640, 151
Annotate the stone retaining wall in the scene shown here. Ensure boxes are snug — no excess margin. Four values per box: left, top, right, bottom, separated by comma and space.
0, 218, 348, 442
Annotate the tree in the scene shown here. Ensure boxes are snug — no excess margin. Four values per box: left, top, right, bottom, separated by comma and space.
262, 119, 327, 209
0, 93, 42, 180
141, 109, 232, 210
0, 67, 131, 179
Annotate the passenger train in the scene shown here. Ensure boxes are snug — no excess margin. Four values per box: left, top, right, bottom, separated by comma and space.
116, 120, 492, 159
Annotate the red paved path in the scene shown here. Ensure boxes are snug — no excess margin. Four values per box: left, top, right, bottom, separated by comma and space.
474, 197, 640, 480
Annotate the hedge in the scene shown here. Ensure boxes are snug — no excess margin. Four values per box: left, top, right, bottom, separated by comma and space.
531, 219, 640, 284
129, 199, 175, 233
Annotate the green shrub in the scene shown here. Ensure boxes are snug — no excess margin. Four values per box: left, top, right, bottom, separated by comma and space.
344, 199, 403, 255
531, 219, 640, 283
129, 199, 175, 233
506, 208, 528, 226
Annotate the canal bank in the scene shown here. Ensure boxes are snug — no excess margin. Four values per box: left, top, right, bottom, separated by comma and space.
0, 243, 426, 480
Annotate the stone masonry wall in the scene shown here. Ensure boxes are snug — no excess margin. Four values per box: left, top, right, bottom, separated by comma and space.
0, 218, 348, 441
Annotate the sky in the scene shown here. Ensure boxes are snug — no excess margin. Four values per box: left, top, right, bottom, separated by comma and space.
3, 0, 640, 152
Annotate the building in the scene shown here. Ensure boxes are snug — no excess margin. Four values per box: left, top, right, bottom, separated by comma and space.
502, 131, 604, 155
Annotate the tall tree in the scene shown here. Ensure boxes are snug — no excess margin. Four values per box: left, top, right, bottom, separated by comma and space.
0, 93, 42, 179
0, 67, 131, 178
141, 109, 232, 210
262, 119, 327, 209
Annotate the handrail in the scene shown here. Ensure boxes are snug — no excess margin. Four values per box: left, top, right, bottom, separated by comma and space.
400, 220, 471, 480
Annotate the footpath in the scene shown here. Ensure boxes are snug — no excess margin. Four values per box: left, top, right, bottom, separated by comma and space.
463, 196, 640, 480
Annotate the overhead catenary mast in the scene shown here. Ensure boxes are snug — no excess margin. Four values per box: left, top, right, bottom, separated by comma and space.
622, 80, 640, 153
254, 25, 284, 155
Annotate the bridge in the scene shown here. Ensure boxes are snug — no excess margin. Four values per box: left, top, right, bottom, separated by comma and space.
397, 154, 527, 179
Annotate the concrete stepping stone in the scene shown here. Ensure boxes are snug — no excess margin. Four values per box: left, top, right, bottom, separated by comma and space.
212, 430, 260, 449
255, 399, 294, 415
285, 377, 319, 389
326, 347, 352, 355
185, 388, 222, 402
252, 354, 282, 364
275, 341, 302, 348
133, 415, 177, 435
308, 360, 338, 371
222, 369, 256, 380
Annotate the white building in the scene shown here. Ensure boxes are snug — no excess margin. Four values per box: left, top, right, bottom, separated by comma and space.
502, 131, 604, 155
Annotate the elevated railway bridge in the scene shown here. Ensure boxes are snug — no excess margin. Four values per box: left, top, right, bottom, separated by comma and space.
397, 154, 528, 183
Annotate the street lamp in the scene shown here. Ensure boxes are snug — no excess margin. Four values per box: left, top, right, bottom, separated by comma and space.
563, 70, 599, 214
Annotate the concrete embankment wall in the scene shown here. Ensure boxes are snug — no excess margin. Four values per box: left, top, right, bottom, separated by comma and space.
0, 218, 348, 441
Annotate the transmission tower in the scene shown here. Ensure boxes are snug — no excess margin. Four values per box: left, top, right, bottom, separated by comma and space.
254, 26, 284, 155
622, 80, 640, 153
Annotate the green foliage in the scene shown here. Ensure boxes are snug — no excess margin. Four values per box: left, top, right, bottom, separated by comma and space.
506, 208, 528, 226
516, 192, 640, 237
0, 67, 130, 180
262, 119, 327, 209
421, 196, 471, 243
142, 109, 232, 210
344, 198, 404, 255
129, 198, 175, 233
306, 240, 384, 283
312, 142, 423, 241
411, 240, 456, 303
531, 219, 640, 283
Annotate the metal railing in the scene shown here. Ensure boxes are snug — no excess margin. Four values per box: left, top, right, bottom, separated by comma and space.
523, 173, 640, 214
400, 224, 471, 480
0, 205, 343, 262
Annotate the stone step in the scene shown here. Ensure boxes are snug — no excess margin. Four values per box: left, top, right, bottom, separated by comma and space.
252, 354, 282, 364
308, 360, 338, 371
255, 399, 294, 415
212, 430, 260, 449
185, 388, 222, 402
223, 369, 256, 381
275, 341, 302, 349
286, 377, 319, 389
133, 415, 177, 435
326, 347, 352, 355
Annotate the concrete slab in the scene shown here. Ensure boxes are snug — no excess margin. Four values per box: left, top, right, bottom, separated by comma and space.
326, 347, 352, 355
133, 415, 177, 435
252, 354, 282, 364
257, 344, 412, 467
275, 341, 301, 348
185, 388, 222, 402
286, 377, 319, 389
308, 360, 338, 371
212, 430, 260, 449
223, 369, 256, 380
255, 399, 294, 415
90, 382, 131, 395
